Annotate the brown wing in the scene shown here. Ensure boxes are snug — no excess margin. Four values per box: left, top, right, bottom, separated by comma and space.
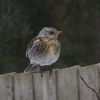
26, 37, 49, 57
26, 37, 37, 57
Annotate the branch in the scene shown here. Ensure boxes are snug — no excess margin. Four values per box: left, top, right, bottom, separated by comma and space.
80, 76, 100, 100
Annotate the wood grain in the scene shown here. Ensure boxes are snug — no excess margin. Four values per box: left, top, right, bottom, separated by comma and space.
56, 66, 79, 100
0, 73, 14, 100
14, 72, 33, 100
79, 64, 99, 100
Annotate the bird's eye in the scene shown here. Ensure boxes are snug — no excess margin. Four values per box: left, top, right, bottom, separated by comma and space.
49, 31, 54, 35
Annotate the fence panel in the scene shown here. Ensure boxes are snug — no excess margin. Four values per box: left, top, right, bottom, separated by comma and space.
14, 73, 34, 100
56, 66, 79, 100
0, 64, 100, 100
0, 73, 14, 100
79, 64, 99, 100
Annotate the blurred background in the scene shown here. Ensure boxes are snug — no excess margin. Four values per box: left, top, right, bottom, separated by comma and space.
0, 0, 100, 74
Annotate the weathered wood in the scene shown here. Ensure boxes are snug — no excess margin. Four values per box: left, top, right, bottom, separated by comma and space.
44, 71, 57, 100
33, 72, 45, 100
0, 73, 14, 100
56, 66, 79, 100
0, 64, 100, 100
14, 73, 34, 100
79, 64, 99, 100
33, 72, 56, 100
98, 63, 100, 99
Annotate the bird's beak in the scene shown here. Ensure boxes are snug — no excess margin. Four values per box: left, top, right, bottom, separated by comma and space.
54, 31, 62, 38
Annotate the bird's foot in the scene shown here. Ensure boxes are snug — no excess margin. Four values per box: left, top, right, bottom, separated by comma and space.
29, 64, 40, 73
40, 70, 43, 77
39, 68, 45, 77
32, 65, 39, 71
49, 68, 53, 76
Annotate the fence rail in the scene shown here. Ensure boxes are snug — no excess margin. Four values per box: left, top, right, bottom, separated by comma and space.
0, 63, 100, 100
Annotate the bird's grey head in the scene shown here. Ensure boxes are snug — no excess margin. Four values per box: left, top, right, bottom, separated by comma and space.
37, 27, 62, 39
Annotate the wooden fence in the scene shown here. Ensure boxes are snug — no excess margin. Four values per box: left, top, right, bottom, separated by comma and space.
0, 63, 100, 100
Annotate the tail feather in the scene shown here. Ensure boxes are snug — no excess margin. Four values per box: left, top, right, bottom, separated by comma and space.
24, 64, 33, 72
24, 63, 40, 72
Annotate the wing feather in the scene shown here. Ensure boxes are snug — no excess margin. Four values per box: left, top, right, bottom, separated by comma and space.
26, 37, 47, 57
26, 37, 36, 57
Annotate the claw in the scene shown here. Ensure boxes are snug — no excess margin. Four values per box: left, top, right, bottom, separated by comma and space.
39, 68, 45, 77
40, 71, 43, 77
49, 68, 53, 76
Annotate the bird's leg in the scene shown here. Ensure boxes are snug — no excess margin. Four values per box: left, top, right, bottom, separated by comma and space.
26, 64, 40, 73
32, 64, 39, 71
49, 68, 53, 76
39, 67, 46, 77
40, 69, 43, 77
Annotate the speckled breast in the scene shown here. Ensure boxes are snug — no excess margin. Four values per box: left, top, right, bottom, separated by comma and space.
28, 38, 61, 66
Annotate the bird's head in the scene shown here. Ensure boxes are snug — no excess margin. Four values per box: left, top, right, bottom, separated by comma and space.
37, 27, 62, 39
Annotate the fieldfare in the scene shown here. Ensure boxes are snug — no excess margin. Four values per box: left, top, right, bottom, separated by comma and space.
24, 27, 62, 74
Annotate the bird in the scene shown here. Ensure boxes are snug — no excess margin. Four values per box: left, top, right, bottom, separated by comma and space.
24, 27, 62, 75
